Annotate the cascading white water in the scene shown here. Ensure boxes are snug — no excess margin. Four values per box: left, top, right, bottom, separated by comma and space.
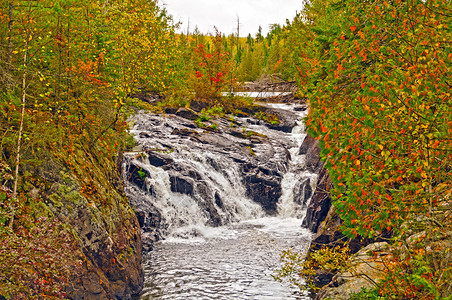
271, 104, 318, 219
124, 150, 266, 241
124, 102, 316, 299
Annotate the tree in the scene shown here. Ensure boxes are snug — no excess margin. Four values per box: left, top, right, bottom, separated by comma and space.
189, 29, 232, 100
0, 0, 183, 296
256, 26, 263, 43
305, 0, 452, 297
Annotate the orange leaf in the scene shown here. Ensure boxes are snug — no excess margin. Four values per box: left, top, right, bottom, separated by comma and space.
358, 31, 365, 39
350, 25, 357, 33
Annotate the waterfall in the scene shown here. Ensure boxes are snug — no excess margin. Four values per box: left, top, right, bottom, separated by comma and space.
122, 103, 317, 242
123, 150, 265, 240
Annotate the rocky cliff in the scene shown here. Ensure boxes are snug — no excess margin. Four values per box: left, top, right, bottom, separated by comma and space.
300, 134, 333, 234
34, 151, 144, 299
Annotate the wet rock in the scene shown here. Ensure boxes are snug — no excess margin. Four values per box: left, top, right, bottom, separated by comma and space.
202, 200, 223, 227
169, 175, 194, 195
136, 206, 162, 231
230, 130, 248, 139
171, 128, 197, 136
246, 118, 262, 125
244, 173, 282, 214
302, 166, 333, 233
142, 232, 161, 252
147, 151, 174, 167
299, 134, 323, 173
176, 107, 199, 121
123, 105, 302, 244
139, 132, 152, 139
128, 163, 151, 190
294, 105, 308, 112
214, 192, 224, 209
264, 106, 299, 133
293, 178, 312, 207
316, 242, 390, 300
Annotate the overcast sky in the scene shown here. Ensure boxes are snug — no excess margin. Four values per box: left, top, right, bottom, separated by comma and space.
160, 0, 303, 37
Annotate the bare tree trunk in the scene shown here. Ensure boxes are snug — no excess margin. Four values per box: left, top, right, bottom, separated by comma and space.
7, 2, 13, 64
11, 37, 28, 228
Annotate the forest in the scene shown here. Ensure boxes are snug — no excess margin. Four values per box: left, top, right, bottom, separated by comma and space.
0, 0, 451, 299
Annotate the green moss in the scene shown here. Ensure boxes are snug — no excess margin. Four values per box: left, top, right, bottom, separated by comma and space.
349, 287, 382, 300
247, 146, 256, 156
255, 111, 280, 125
56, 181, 84, 205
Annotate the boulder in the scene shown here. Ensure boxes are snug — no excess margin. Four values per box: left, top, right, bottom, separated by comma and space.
176, 107, 199, 121
244, 173, 282, 214
169, 175, 194, 195
316, 242, 391, 300
146, 151, 174, 168
263, 108, 298, 133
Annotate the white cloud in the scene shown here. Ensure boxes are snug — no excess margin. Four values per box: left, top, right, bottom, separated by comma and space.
160, 0, 303, 37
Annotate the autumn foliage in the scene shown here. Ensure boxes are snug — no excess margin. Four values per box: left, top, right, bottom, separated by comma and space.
0, 0, 179, 297
294, 0, 452, 297
190, 29, 232, 100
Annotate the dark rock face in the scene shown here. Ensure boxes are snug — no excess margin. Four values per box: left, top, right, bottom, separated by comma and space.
128, 163, 151, 190
302, 166, 333, 233
294, 104, 308, 112
147, 151, 174, 168
244, 170, 282, 213
299, 133, 333, 233
262, 107, 299, 133
169, 175, 194, 195
37, 159, 144, 300
65, 205, 143, 300
299, 134, 324, 173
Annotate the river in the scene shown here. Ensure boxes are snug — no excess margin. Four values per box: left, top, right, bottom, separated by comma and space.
138, 217, 312, 299
125, 103, 315, 299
